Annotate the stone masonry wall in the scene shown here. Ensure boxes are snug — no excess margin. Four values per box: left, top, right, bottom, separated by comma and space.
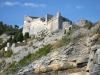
23, 15, 33, 35
47, 17, 59, 32
29, 18, 46, 36
22, 12, 72, 37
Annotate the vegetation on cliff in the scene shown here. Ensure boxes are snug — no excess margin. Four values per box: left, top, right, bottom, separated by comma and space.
5, 44, 52, 73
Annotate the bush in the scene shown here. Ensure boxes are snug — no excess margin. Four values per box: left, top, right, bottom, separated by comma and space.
53, 33, 71, 49
16, 33, 23, 42
0, 38, 3, 44
3, 50, 13, 58
24, 32, 29, 40
0, 50, 13, 58
0, 41, 7, 50
84, 21, 93, 29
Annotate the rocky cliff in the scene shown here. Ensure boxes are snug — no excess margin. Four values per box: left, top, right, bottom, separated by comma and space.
16, 23, 100, 75
0, 22, 100, 75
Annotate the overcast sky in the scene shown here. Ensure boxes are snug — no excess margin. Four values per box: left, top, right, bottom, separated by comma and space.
0, 0, 100, 28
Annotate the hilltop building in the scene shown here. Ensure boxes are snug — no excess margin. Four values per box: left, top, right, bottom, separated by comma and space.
22, 12, 72, 37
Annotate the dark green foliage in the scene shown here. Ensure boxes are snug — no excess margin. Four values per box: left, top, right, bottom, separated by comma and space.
12, 34, 17, 43
11, 32, 23, 43
84, 21, 93, 29
14, 25, 19, 29
7, 36, 12, 42
0, 41, 7, 50
0, 21, 22, 36
24, 32, 29, 40
16, 33, 23, 42
0, 21, 23, 50
0, 38, 3, 44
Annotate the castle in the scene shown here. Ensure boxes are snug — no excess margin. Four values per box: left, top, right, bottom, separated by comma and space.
22, 12, 72, 37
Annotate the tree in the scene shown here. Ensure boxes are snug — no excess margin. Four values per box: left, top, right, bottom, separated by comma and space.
24, 32, 29, 40
14, 25, 19, 29
16, 33, 23, 42
0, 21, 3, 27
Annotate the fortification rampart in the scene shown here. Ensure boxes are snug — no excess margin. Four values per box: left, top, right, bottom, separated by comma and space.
22, 12, 72, 37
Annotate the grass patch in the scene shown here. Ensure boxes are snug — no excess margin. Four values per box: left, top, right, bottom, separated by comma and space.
4, 61, 16, 74
4, 50, 13, 58
6, 44, 52, 73
0, 50, 13, 58
27, 38, 35, 42
53, 25, 84, 49
17, 42, 27, 46
19, 44, 52, 67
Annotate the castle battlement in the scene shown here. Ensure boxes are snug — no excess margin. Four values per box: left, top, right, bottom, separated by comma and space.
22, 12, 72, 37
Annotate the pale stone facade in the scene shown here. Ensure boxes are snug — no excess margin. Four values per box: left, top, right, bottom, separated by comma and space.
22, 12, 72, 37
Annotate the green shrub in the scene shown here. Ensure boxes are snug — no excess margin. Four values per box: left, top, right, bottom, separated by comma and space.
18, 44, 52, 67
4, 50, 13, 58
0, 38, 3, 44
16, 33, 23, 42
24, 32, 29, 40
84, 21, 93, 29
5, 44, 52, 73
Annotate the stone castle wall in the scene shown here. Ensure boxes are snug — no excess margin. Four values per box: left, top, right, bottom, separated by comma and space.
29, 18, 46, 36
22, 12, 72, 37
47, 16, 59, 31
23, 15, 33, 35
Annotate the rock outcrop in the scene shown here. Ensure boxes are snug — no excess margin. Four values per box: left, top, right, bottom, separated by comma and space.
16, 22, 100, 75
17, 38, 90, 75
77, 19, 88, 26
89, 45, 100, 75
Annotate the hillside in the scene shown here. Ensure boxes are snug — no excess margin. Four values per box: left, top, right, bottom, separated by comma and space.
0, 21, 100, 75
0, 21, 23, 50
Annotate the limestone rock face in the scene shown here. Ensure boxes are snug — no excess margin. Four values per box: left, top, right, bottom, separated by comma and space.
71, 28, 89, 39
77, 20, 88, 26
89, 45, 100, 75
17, 41, 90, 75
